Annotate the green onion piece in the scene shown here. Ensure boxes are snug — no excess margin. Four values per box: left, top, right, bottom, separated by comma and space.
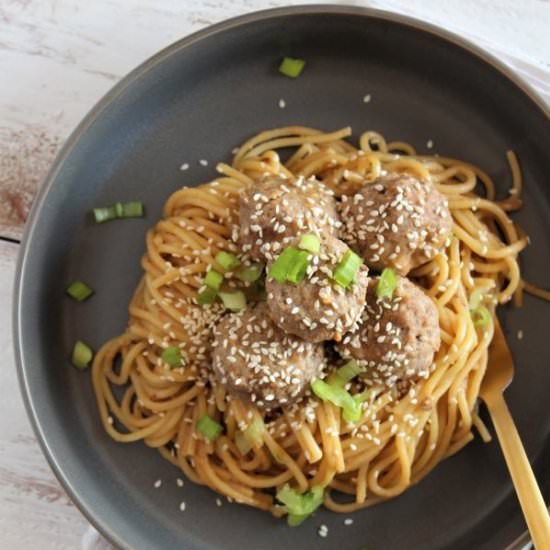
197, 286, 218, 305
279, 57, 306, 78
219, 290, 247, 312
235, 431, 252, 455
286, 250, 310, 284
197, 415, 223, 441
66, 280, 94, 302
327, 360, 363, 387
268, 247, 300, 283
333, 250, 363, 288
469, 288, 486, 310
276, 484, 324, 526
235, 263, 263, 283
161, 346, 183, 367
121, 201, 144, 218
114, 202, 124, 217
311, 379, 362, 423
298, 234, 320, 254
471, 305, 492, 328
376, 268, 398, 300
72, 340, 93, 370
244, 414, 265, 447
353, 390, 371, 406
204, 269, 223, 291
93, 206, 117, 223
215, 251, 241, 272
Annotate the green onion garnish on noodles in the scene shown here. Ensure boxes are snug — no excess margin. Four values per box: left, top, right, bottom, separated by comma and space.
204, 269, 224, 291
161, 346, 183, 367
93, 201, 144, 223
197, 415, 223, 441
311, 379, 362, 423
298, 234, 320, 254
235, 263, 263, 283
235, 431, 252, 455
197, 286, 218, 305
276, 484, 324, 526
72, 340, 93, 370
333, 250, 362, 288
215, 251, 241, 272
268, 247, 301, 283
279, 57, 306, 78
376, 268, 398, 299
286, 250, 310, 284
327, 360, 363, 387
219, 290, 247, 312
66, 280, 94, 302
471, 305, 491, 328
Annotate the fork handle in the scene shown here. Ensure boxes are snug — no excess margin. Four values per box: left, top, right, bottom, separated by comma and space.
485, 392, 550, 549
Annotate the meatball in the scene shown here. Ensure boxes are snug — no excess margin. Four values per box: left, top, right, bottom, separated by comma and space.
337, 276, 440, 385
266, 236, 369, 343
211, 302, 325, 409
339, 174, 452, 275
238, 175, 339, 262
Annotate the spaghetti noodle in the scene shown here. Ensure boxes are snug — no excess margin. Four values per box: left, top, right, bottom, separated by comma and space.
92, 126, 535, 516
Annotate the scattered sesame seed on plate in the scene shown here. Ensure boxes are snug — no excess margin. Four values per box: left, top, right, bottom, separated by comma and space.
153, 479, 162, 489
278, 98, 286, 109
199, 159, 208, 167
426, 139, 434, 149
216, 498, 223, 507
176, 478, 184, 487
517, 329, 524, 340
363, 94, 371, 103
344, 518, 354, 526
179, 501, 186, 511
318, 524, 329, 537
179, 163, 189, 171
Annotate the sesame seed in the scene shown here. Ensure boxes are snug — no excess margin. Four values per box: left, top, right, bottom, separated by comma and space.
153, 479, 162, 489
517, 329, 524, 340
216, 498, 223, 507
344, 518, 354, 526
179, 162, 189, 171
278, 98, 286, 109
426, 139, 434, 149
318, 524, 328, 537
199, 159, 208, 166
363, 94, 371, 103
107, 416, 113, 425
179, 501, 186, 511
176, 478, 184, 487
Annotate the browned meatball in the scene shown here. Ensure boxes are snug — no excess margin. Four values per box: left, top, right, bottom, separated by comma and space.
337, 276, 440, 386
211, 302, 325, 409
266, 236, 369, 343
237, 175, 339, 262
339, 174, 452, 275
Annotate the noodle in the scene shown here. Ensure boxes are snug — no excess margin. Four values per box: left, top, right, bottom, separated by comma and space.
91, 126, 539, 516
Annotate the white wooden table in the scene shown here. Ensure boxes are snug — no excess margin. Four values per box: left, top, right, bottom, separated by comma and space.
1, 1, 549, 548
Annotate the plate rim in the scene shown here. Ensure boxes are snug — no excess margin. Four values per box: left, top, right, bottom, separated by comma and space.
12, 5, 548, 549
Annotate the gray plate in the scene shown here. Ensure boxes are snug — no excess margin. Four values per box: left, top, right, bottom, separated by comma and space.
13, 6, 550, 550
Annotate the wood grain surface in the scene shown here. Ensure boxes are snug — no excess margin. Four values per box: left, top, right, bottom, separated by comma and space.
1, 1, 548, 548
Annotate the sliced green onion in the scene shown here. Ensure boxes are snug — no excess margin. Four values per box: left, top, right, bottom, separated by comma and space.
471, 305, 491, 328
236, 263, 263, 283
469, 288, 487, 310
93, 201, 144, 223
219, 290, 247, 312
286, 250, 310, 284
268, 247, 300, 283
311, 379, 362, 423
327, 360, 363, 387
66, 280, 94, 302
333, 250, 363, 288
244, 414, 265, 447
235, 431, 252, 455
197, 415, 223, 441
353, 389, 371, 406
161, 346, 183, 367
72, 340, 93, 370
215, 251, 240, 272
204, 269, 224, 291
197, 286, 218, 305
376, 268, 398, 300
276, 484, 323, 526
93, 206, 117, 223
121, 201, 144, 218
279, 57, 306, 78
298, 234, 320, 254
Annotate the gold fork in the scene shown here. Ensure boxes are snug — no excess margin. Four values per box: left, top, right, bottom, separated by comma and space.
480, 317, 550, 549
